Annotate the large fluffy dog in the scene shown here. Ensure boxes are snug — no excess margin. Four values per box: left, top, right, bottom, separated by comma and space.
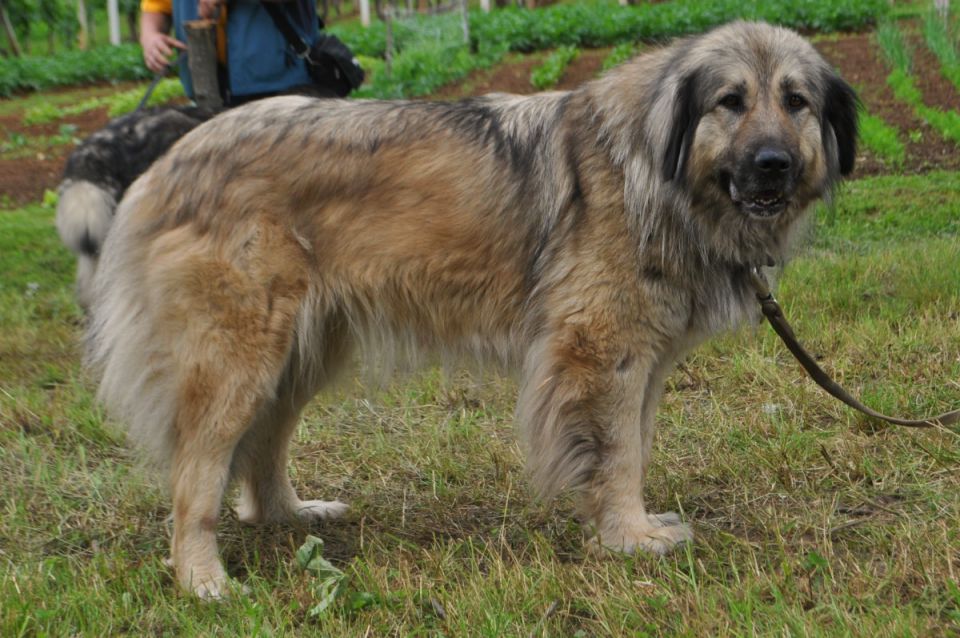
88, 21, 857, 597
55, 106, 214, 309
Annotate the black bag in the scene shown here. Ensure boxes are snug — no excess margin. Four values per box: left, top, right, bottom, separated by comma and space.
260, 2, 365, 97
304, 33, 365, 97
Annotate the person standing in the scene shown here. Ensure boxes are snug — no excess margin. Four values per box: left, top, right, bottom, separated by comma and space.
139, 0, 324, 105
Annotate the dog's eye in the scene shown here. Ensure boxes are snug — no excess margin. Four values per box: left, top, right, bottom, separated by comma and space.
786, 93, 807, 110
719, 94, 743, 111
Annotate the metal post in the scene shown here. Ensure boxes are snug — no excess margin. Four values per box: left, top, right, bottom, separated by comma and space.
384, 4, 393, 74
107, 0, 121, 44
359, 0, 371, 27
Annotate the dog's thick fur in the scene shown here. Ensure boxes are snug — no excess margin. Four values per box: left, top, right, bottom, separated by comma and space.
55, 106, 214, 309
88, 22, 858, 597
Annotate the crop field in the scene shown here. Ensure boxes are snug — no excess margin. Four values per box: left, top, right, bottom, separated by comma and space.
1, 1, 959, 635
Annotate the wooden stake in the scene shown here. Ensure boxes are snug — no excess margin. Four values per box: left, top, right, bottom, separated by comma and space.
184, 20, 223, 109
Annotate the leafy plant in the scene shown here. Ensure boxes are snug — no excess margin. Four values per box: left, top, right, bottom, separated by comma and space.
296, 535, 348, 617
530, 46, 579, 90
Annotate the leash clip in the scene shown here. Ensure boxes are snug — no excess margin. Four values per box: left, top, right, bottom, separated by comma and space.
748, 265, 773, 301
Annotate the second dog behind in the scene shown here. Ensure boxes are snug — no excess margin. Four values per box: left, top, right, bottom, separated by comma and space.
55, 106, 214, 309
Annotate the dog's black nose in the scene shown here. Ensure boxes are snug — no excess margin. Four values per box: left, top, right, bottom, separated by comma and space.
754, 147, 792, 173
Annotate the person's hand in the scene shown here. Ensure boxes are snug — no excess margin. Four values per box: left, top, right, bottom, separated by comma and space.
198, 0, 224, 19
141, 31, 186, 73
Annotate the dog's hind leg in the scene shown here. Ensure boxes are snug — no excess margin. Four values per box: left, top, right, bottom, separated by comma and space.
169, 374, 265, 599
231, 316, 352, 525
142, 222, 314, 597
230, 383, 348, 525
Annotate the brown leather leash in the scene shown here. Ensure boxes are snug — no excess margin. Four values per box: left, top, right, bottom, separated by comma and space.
749, 266, 960, 430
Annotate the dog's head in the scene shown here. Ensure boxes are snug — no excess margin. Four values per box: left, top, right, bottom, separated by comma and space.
660, 21, 858, 223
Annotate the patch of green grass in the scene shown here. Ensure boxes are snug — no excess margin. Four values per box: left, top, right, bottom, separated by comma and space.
530, 46, 579, 90
858, 111, 906, 167
814, 171, 960, 245
1, 171, 959, 635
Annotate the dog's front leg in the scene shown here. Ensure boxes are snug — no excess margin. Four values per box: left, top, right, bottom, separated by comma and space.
519, 324, 691, 555
582, 354, 692, 555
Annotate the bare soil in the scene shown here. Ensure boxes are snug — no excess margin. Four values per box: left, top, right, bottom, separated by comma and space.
0, 107, 112, 206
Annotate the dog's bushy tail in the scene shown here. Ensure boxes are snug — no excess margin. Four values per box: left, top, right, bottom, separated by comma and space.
56, 179, 116, 308
85, 180, 178, 470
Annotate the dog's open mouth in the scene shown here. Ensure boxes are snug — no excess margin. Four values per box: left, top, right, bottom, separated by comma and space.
726, 178, 788, 218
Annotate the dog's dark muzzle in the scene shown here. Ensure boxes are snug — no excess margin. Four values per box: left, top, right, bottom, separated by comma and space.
726, 144, 801, 219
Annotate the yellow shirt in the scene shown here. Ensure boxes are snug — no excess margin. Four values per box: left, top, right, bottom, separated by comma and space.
141, 0, 228, 64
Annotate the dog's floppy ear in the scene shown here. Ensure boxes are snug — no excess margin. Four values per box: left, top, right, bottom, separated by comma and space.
662, 70, 702, 182
822, 74, 859, 177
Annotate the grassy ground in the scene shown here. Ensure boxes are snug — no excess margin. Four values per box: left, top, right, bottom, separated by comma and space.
1, 170, 959, 636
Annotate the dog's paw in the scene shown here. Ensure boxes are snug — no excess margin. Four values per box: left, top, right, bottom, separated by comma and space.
191, 578, 251, 601
192, 577, 229, 601
589, 513, 693, 556
176, 564, 238, 601
295, 499, 350, 522
235, 497, 349, 525
648, 511, 683, 528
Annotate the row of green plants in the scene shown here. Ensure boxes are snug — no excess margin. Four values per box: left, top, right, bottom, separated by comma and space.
528, 42, 648, 90
921, 9, 960, 91
21, 79, 185, 126
3, 0, 888, 98
529, 46, 579, 90
876, 19, 960, 146
858, 111, 906, 168
0, 43, 152, 97
601, 41, 639, 72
